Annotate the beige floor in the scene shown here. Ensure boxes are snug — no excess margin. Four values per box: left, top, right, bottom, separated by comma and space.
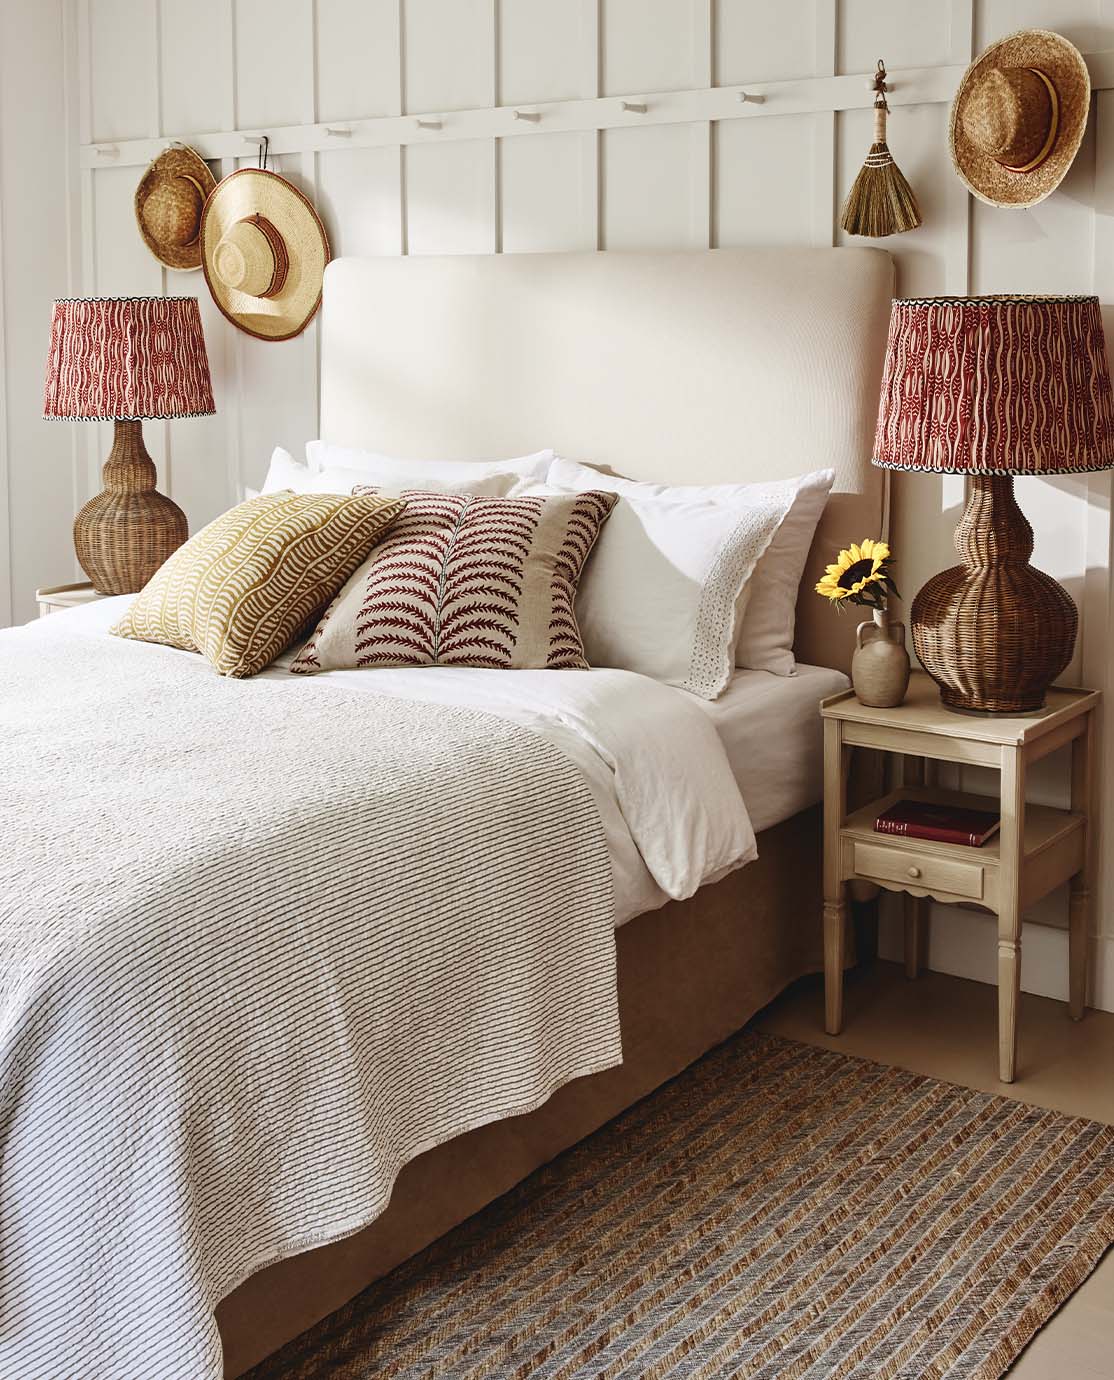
755, 962, 1114, 1379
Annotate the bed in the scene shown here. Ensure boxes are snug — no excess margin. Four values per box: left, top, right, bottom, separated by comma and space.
0, 247, 892, 1379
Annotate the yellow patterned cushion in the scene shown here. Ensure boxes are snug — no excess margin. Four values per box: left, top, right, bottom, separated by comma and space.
112, 491, 406, 677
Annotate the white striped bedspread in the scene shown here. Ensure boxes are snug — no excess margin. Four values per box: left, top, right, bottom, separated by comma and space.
0, 610, 756, 1379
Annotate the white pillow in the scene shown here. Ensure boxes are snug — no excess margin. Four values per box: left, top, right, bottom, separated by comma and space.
734, 470, 834, 675
259, 448, 352, 495
539, 461, 796, 700
305, 440, 553, 494
545, 458, 834, 679
260, 447, 549, 499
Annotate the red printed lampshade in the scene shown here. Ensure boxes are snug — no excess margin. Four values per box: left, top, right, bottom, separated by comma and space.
873, 295, 1114, 475
43, 296, 214, 421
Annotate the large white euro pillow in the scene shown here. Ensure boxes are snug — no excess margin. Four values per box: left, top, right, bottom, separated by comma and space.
545, 458, 834, 680
538, 460, 797, 700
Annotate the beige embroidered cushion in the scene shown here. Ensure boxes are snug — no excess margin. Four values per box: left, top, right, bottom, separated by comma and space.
291, 488, 617, 673
112, 491, 405, 677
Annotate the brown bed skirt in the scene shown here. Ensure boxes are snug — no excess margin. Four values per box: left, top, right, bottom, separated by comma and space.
219, 805, 824, 1377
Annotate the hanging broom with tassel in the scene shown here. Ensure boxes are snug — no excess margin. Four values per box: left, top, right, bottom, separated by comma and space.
840, 60, 922, 237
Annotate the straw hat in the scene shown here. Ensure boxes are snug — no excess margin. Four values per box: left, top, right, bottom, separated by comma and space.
950, 29, 1090, 209
134, 145, 217, 271
200, 169, 330, 341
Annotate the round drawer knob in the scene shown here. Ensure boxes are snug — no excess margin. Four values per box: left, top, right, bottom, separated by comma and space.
907, 865, 922, 880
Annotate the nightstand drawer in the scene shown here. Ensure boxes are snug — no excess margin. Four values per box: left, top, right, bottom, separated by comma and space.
851, 840, 985, 900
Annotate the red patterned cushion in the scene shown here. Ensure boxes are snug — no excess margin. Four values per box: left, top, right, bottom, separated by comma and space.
290, 488, 617, 673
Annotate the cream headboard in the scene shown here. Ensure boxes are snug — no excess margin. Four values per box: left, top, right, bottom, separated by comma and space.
319, 247, 894, 672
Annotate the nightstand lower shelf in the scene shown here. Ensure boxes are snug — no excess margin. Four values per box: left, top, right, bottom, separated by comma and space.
842, 787, 1085, 914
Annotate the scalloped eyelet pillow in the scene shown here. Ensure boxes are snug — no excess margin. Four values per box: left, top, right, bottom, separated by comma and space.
290, 488, 616, 673
536, 460, 804, 699
112, 491, 405, 678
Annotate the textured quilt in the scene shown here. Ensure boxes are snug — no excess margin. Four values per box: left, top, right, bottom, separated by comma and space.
0, 629, 619, 1379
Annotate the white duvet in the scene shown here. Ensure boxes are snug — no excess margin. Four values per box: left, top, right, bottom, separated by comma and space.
43, 598, 758, 922
0, 602, 756, 1379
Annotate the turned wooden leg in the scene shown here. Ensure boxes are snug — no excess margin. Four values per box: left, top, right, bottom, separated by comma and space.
997, 746, 1024, 1084
1069, 715, 1093, 1023
997, 929, 1021, 1083
903, 894, 929, 979
1069, 878, 1088, 1022
824, 895, 847, 1035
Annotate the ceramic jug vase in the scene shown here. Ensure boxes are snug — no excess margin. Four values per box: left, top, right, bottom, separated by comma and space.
852, 608, 910, 708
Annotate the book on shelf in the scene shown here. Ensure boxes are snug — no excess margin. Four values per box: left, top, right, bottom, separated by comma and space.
873, 798, 1001, 848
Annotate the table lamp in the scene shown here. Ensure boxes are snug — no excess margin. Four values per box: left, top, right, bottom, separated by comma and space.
43, 296, 215, 594
873, 294, 1114, 714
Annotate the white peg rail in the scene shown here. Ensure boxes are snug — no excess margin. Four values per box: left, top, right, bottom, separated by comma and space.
80, 53, 1114, 169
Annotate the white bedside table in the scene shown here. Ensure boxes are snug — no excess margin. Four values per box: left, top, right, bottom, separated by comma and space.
820, 671, 1099, 1083
35, 582, 108, 618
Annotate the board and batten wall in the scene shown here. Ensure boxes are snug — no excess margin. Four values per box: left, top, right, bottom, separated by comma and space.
5, 0, 1114, 1010
0, 0, 80, 630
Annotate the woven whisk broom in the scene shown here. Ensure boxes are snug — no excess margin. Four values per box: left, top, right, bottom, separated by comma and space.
841, 61, 922, 238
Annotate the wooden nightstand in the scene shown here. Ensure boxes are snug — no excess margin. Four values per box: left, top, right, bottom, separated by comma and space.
820, 671, 1099, 1083
35, 582, 108, 618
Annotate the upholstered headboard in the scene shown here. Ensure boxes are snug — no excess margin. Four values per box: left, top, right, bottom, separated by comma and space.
319, 247, 894, 671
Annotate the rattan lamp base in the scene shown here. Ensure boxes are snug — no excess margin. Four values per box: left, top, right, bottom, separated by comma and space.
910, 475, 1077, 715
74, 418, 188, 595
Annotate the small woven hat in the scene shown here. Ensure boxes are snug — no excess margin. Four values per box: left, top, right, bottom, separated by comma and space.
950, 29, 1090, 209
200, 169, 330, 341
134, 145, 217, 271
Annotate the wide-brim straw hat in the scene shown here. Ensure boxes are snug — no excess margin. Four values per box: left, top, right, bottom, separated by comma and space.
135, 144, 217, 271
200, 169, 330, 341
950, 29, 1090, 209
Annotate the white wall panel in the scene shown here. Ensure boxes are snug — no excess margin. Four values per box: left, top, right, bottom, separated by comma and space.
160, 0, 234, 135
716, 115, 815, 247
406, 140, 496, 254
502, 132, 595, 252
89, 0, 157, 141
317, 147, 404, 257
234, 0, 314, 129
404, 0, 494, 113
317, 0, 401, 121
838, 0, 953, 74
236, 333, 318, 491
602, 0, 705, 95
970, 119, 1097, 296
602, 124, 704, 249
715, 0, 821, 83
976, 0, 1102, 51
0, 0, 75, 624
500, 0, 596, 104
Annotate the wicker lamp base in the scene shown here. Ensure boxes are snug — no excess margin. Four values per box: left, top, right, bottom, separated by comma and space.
910, 475, 1077, 716
74, 418, 188, 595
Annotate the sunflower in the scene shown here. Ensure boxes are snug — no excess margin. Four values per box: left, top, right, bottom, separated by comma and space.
815, 538, 898, 610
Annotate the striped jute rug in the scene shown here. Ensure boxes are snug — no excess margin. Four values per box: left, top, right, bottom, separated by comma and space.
248, 1033, 1114, 1380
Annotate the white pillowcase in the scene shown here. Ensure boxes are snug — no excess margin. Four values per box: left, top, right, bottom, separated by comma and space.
733, 469, 834, 675
546, 458, 834, 680
540, 460, 797, 700
260, 446, 554, 499
305, 440, 553, 494
259, 448, 357, 495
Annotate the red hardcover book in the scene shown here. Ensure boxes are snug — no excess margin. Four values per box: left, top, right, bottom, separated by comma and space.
873, 799, 1001, 848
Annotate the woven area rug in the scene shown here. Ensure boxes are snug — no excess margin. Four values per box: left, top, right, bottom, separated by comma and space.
246, 1032, 1114, 1380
